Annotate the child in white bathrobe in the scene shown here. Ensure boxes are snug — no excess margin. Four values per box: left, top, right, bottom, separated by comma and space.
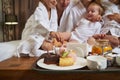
17, 0, 58, 57
50, 2, 104, 44
99, 0, 120, 37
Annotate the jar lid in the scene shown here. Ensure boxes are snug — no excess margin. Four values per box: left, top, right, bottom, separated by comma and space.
96, 39, 109, 46
97, 39, 109, 42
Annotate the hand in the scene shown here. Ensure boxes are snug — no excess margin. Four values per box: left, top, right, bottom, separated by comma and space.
41, 40, 54, 51
50, 31, 56, 38
50, 31, 64, 42
107, 13, 120, 23
92, 34, 106, 39
87, 37, 96, 45
107, 14, 116, 20
95, 15, 102, 21
104, 35, 119, 48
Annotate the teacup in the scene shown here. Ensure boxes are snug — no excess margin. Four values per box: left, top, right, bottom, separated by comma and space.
116, 55, 120, 66
66, 43, 88, 57
87, 55, 107, 70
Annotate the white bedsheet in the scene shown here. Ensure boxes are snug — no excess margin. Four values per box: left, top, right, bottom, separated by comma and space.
0, 40, 53, 62
0, 40, 20, 62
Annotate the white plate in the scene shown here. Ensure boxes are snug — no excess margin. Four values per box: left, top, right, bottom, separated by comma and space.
37, 57, 87, 70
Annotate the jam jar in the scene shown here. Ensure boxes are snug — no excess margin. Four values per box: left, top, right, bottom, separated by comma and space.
92, 39, 112, 55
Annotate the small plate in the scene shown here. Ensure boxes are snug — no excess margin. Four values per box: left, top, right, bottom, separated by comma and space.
37, 57, 87, 70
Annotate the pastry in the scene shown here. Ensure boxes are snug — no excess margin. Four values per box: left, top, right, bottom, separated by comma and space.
59, 50, 77, 66
59, 57, 74, 66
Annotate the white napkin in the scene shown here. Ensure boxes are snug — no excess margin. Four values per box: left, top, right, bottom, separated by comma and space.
66, 43, 89, 57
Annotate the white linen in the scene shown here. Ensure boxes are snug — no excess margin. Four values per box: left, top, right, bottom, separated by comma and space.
59, 0, 86, 32
17, 2, 58, 57
0, 40, 20, 62
70, 18, 102, 43
100, 0, 120, 37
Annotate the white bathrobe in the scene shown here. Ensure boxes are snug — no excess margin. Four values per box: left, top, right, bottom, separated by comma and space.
58, 0, 78, 32
70, 18, 102, 43
0, 1, 58, 62
100, 0, 120, 37
17, 2, 58, 57
59, 0, 86, 32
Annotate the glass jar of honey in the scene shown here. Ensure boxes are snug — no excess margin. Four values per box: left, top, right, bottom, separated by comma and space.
92, 39, 112, 55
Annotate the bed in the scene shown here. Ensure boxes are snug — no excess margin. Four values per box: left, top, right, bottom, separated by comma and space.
0, 40, 20, 62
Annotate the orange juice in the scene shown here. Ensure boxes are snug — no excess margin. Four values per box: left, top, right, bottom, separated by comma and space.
92, 45, 102, 55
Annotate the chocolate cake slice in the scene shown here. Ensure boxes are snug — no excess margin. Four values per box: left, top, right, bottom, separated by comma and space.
43, 53, 60, 65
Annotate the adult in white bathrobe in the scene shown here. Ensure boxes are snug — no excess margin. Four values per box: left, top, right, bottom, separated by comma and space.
17, 0, 58, 57
99, 0, 120, 37
59, 0, 94, 32
57, 0, 79, 32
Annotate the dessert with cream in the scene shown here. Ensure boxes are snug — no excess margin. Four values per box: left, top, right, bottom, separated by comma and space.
43, 49, 77, 67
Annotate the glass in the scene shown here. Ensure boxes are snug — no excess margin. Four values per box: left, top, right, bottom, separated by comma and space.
92, 39, 112, 55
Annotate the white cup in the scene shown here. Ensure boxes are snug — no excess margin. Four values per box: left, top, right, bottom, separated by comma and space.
116, 55, 120, 66
66, 43, 88, 57
87, 55, 107, 70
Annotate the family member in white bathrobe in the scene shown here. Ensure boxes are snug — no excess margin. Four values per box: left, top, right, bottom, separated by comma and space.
50, 2, 103, 44
98, 0, 120, 37
57, 0, 79, 32
17, 0, 58, 57
70, 2, 103, 43
60, 0, 95, 32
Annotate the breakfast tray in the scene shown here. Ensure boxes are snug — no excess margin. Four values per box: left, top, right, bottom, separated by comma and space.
32, 57, 120, 73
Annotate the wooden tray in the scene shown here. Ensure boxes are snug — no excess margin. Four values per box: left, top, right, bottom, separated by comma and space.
32, 56, 120, 73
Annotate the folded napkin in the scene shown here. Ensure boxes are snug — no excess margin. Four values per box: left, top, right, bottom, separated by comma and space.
66, 43, 89, 57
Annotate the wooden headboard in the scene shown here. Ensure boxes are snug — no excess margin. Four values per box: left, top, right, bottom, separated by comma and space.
28, 0, 40, 16
14, 0, 40, 40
